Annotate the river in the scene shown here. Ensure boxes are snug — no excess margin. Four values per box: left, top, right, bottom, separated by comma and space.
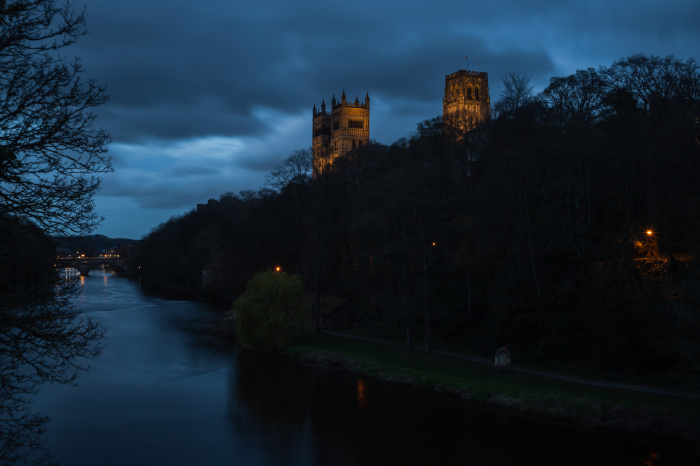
32, 270, 695, 465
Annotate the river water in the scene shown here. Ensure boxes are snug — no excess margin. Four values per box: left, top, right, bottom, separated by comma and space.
32, 270, 695, 465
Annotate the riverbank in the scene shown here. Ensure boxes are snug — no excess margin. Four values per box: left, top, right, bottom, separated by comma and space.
283, 332, 700, 443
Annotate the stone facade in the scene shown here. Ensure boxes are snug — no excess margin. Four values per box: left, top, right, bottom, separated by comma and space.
443, 70, 490, 133
312, 91, 370, 173
311, 68, 489, 172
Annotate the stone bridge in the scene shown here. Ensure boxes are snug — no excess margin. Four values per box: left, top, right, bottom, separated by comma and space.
55, 257, 128, 276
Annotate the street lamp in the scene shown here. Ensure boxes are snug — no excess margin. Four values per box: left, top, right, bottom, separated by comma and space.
275, 266, 281, 272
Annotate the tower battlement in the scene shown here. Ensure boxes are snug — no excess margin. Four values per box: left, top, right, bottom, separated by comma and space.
312, 91, 370, 173
446, 70, 488, 79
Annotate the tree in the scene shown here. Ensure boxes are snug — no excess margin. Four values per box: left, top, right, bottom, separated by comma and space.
265, 150, 312, 273
542, 68, 607, 127
0, 0, 112, 236
0, 1, 110, 463
234, 271, 310, 352
493, 72, 535, 118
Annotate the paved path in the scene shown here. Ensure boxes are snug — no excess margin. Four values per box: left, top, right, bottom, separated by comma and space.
321, 330, 700, 400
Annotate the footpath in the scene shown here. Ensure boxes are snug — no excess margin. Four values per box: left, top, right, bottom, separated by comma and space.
322, 330, 700, 401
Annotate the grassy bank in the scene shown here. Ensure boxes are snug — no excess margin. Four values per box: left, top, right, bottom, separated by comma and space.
284, 332, 700, 441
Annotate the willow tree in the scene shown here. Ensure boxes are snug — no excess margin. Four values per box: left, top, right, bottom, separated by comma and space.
235, 271, 310, 352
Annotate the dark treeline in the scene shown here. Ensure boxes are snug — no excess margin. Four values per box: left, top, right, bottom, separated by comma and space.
134, 54, 700, 387
53, 234, 139, 255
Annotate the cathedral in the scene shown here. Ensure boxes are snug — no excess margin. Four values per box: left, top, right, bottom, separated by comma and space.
311, 67, 490, 172
312, 91, 370, 173
443, 69, 490, 133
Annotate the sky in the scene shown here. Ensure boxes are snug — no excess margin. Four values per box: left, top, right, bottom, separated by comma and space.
69, 0, 700, 239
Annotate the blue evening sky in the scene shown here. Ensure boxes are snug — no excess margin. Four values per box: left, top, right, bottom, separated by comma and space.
70, 0, 699, 239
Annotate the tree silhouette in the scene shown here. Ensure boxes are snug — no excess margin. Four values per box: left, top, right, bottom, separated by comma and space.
0, 2, 110, 463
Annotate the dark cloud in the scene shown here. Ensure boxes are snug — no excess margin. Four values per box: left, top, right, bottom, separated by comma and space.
69, 0, 699, 238
170, 165, 219, 177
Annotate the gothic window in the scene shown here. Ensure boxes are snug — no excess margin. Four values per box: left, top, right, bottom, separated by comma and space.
333, 120, 340, 131
348, 119, 363, 129
475, 86, 480, 100
467, 87, 472, 100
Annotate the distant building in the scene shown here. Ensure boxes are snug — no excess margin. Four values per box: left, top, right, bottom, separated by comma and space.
196, 198, 217, 212
443, 70, 490, 133
101, 244, 135, 260
312, 91, 370, 173
311, 66, 489, 171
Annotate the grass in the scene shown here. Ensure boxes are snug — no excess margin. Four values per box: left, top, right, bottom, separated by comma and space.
333, 321, 700, 394
284, 332, 700, 439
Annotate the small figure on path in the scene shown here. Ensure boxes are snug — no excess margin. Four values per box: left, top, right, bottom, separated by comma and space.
495, 346, 512, 374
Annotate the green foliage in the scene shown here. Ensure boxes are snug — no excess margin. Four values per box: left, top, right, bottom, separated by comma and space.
235, 271, 310, 352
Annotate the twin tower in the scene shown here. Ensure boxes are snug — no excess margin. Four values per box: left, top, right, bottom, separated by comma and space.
312, 91, 370, 173
312, 68, 490, 171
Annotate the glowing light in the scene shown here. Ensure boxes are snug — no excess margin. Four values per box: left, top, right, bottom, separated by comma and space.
432, 242, 436, 246
275, 266, 281, 272
646, 230, 653, 236
356, 379, 368, 409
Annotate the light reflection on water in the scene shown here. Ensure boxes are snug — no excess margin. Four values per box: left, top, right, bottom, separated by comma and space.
357, 379, 368, 409
31, 271, 697, 466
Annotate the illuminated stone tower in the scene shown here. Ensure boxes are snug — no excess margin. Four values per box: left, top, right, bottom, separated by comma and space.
313, 91, 370, 173
443, 70, 490, 133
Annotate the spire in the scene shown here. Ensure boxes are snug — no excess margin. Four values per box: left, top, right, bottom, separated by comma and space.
332, 94, 336, 106
321, 99, 326, 112
365, 92, 370, 107
313, 103, 317, 115
354, 96, 359, 105
341, 90, 346, 104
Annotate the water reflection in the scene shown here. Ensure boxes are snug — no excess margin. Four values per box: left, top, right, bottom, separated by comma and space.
228, 349, 314, 465
644, 451, 660, 466
356, 379, 368, 409
29, 273, 699, 466
230, 350, 309, 428
225, 348, 697, 465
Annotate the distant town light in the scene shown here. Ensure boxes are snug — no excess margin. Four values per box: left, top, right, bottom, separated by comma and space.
432, 242, 436, 246
275, 266, 281, 272
646, 230, 653, 236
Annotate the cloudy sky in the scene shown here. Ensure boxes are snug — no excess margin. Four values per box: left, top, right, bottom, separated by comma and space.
71, 0, 699, 239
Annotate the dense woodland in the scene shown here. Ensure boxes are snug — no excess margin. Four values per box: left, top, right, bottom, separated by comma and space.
133, 55, 700, 387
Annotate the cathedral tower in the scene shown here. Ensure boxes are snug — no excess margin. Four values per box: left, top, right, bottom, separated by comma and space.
443, 70, 490, 133
313, 91, 370, 173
